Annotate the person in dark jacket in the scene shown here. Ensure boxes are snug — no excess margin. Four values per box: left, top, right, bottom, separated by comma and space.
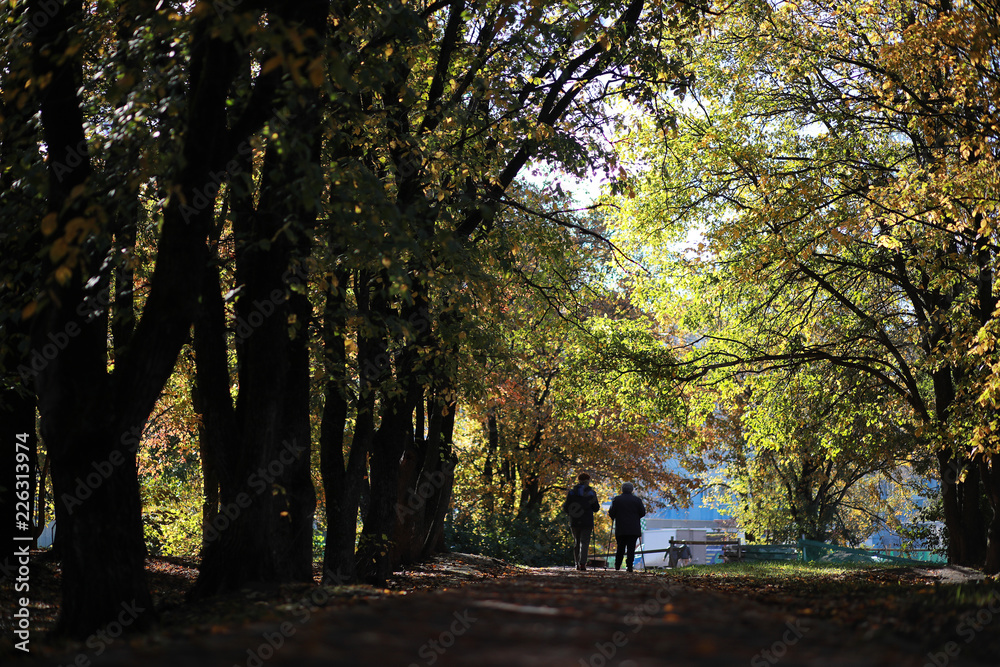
562, 473, 600, 571
608, 482, 645, 572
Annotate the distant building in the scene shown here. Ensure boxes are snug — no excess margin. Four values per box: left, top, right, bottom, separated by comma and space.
608, 489, 743, 566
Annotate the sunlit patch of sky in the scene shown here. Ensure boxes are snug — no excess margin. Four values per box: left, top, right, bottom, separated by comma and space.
520, 162, 705, 264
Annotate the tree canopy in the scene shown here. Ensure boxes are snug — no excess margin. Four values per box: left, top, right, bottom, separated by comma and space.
611, 0, 1000, 571
3, 0, 999, 643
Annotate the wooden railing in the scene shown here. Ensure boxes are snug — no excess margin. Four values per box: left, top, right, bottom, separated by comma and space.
592, 540, 742, 561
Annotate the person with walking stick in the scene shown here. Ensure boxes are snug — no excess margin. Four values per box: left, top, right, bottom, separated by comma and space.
608, 482, 645, 572
562, 473, 600, 571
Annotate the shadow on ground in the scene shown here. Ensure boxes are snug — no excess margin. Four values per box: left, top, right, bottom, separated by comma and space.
4, 553, 999, 666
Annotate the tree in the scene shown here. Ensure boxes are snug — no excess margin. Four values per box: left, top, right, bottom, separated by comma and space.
612, 0, 1000, 571
189, 0, 328, 599
2, 0, 707, 633
697, 366, 922, 544
451, 189, 692, 537
5, 0, 327, 635
305, 0, 704, 584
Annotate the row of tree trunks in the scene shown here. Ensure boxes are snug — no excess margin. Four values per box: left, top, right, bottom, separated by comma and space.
320, 0, 652, 586
27, 0, 306, 633
29, 0, 143, 637
191, 0, 328, 596
23, 0, 666, 633
393, 389, 459, 566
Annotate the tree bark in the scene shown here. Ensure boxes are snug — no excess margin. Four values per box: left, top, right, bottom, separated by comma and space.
28, 0, 152, 637
356, 396, 415, 584
191, 240, 238, 552
320, 269, 370, 583
29, 1, 256, 633
982, 453, 1000, 575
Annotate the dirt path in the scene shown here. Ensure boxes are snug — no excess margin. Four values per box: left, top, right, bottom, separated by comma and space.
24, 559, 990, 667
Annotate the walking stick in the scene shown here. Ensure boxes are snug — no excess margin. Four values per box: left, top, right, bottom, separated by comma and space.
634, 515, 648, 572
605, 518, 615, 569
637, 528, 646, 571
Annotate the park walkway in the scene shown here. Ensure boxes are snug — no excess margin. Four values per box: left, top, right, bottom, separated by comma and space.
31, 557, 976, 667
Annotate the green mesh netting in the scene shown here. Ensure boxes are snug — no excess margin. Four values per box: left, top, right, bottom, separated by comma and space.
798, 539, 945, 565
740, 544, 799, 562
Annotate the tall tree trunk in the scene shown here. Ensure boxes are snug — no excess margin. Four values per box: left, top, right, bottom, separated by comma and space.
391, 289, 459, 565
419, 391, 458, 558
320, 269, 370, 583
192, 143, 300, 595
29, 0, 152, 636
517, 424, 547, 518
483, 413, 499, 516
982, 453, 1000, 575
191, 240, 238, 553
938, 449, 967, 563
960, 463, 987, 565
270, 0, 328, 577
973, 235, 998, 574
192, 0, 327, 595
356, 396, 414, 584
278, 263, 318, 580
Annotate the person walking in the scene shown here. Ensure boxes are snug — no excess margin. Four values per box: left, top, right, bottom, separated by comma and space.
608, 482, 645, 572
562, 473, 600, 571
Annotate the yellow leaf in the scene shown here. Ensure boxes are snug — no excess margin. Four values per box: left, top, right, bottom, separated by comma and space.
117, 72, 136, 90
55, 265, 72, 285
69, 184, 86, 200
49, 238, 69, 263
65, 216, 89, 240
261, 56, 283, 76
41, 212, 58, 236
308, 58, 325, 87
21, 301, 36, 320
192, 1, 212, 18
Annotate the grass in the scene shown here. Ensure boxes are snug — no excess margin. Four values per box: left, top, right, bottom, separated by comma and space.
644, 560, 1000, 662
660, 560, 898, 579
